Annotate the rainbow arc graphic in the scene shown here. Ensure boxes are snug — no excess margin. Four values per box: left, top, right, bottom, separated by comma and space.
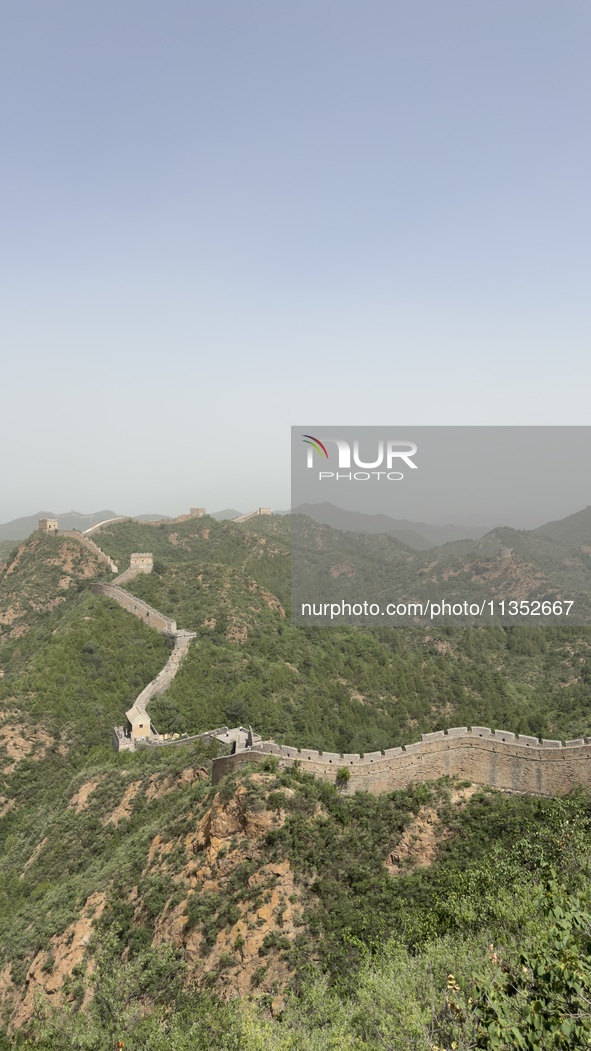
302, 434, 328, 458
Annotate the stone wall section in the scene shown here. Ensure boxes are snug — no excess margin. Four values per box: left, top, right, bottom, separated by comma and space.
91, 582, 177, 634
35, 528, 198, 749
59, 531, 119, 573
113, 553, 154, 587
233, 508, 272, 523
38, 518, 58, 534
88, 556, 197, 748
83, 517, 128, 535
111, 567, 137, 587
132, 632, 195, 714
60, 521, 591, 798
211, 727, 591, 797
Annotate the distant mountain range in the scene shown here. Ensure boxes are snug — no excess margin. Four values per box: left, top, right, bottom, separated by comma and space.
533, 506, 591, 550
209, 509, 244, 521
4, 502, 589, 551
0, 507, 247, 542
291, 503, 591, 625
0, 510, 121, 542
292, 502, 492, 550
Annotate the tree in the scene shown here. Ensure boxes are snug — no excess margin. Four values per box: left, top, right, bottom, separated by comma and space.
470, 870, 591, 1049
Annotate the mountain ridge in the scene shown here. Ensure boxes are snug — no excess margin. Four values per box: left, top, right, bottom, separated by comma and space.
1, 509, 591, 1045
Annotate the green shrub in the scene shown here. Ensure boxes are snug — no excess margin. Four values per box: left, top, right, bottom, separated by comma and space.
336, 767, 351, 788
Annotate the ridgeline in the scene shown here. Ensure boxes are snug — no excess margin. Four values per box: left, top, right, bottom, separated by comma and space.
0, 511, 590, 1048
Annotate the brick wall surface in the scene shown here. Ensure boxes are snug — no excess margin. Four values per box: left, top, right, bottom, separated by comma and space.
91, 582, 177, 634
59, 531, 119, 573
211, 728, 591, 796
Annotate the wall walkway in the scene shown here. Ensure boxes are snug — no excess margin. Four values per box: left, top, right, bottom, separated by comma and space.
112, 567, 137, 587
58, 531, 119, 574
64, 528, 591, 798
83, 517, 128, 535
211, 726, 591, 797
55, 532, 198, 749
90, 582, 177, 634
133, 631, 195, 714
233, 508, 272, 523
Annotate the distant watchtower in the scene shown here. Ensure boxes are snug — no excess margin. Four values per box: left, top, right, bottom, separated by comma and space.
190, 507, 206, 517
38, 518, 58, 534
129, 552, 153, 574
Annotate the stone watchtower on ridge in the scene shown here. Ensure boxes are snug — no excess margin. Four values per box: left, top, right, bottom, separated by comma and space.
129, 552, 153, 573
38, 518, 58, 534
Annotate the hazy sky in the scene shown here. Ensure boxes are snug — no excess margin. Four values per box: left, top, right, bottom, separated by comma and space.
2, 1, 590, 522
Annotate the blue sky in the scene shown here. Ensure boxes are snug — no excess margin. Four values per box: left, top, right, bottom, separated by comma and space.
2, 1, 590, 520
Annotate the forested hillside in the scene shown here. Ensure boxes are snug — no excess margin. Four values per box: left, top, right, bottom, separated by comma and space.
0, 513, 590, 1048
290, 506, 591, 625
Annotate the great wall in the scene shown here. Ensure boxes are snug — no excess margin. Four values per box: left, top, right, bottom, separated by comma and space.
211, 727, 591, 798
39, 509, 274, 750
36, 513, 591, 798
40, 516, 197, 750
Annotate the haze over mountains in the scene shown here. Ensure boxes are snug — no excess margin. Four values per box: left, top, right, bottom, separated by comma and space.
0, 508, 246, 542
291, 503, 591, 626
0, 510, 121, 542
0, 501, 520, 549
3, 504, 590, 622
293, 501, 493, 549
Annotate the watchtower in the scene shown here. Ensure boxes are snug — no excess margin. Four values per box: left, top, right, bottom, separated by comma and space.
124, 704, 156, 742
129, 552, 153, 573
38, 518, 58, 534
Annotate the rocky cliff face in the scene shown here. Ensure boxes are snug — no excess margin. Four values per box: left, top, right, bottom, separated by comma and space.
0, 535, 103, 640
149, 774, 304, 1011
0, 772, 306, 1028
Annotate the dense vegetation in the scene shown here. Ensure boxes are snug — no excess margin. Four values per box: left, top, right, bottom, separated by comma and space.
0, 540, 18, 567
290, 507, 591, 626
8, 763, 591, 1050
0, 513, 590, 1047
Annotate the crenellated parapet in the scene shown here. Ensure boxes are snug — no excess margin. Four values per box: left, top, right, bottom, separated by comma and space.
211, 727, 591, 797
91, 582, 178, 634
90, 573, 197, 750
113, 552, 154, 586
233, 508, 272, 523
38, 518, 58, 534
58, 530, 119, 573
